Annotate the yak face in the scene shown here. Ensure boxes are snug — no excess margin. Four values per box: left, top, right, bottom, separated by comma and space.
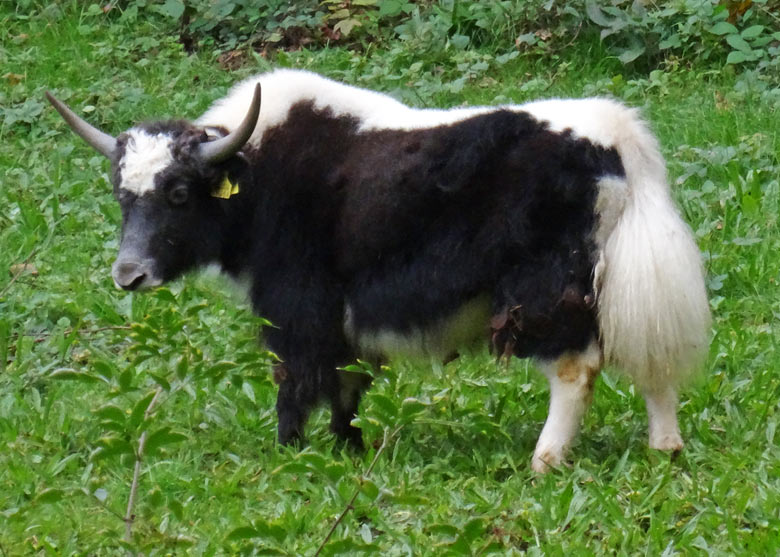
110, 125, 228, 290
45, 84, 262, 291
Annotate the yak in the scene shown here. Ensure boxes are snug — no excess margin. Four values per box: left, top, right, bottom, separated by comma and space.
47, 69, 710, 472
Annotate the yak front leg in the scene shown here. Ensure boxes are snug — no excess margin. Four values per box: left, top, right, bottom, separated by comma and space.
330, 371, 372, 449
532, 341, 602, 473
273, 364, 316, 446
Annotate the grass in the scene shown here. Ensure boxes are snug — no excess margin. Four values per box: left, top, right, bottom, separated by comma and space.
1, 1, 779, 555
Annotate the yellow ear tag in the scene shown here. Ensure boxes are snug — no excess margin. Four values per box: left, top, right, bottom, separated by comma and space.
212, 175, 239, 199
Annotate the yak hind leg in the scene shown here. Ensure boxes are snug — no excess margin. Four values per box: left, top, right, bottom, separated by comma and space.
532, 340, 602, 473
643, 385, 684, 451
329, 371, 372, 450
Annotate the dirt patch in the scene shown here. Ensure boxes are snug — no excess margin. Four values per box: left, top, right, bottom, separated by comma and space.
272, 364, 288, 384
557, 353, 601, 388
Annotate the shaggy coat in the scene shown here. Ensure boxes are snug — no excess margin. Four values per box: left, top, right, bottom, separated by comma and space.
49, 70, 711, 471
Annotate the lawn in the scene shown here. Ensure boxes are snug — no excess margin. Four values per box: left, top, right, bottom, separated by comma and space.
1, 1, 779, 555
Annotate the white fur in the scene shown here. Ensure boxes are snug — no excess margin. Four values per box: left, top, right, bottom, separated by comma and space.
345, 295, 491, 359
198, 69, 710, 395
594, 114, 711, 392
592, 176, 629, 252
198, 69, 498, 143
196, 70, 649, 143
119, 129, 174, 196
519, 97, 640, 150
533, 341, 602, 473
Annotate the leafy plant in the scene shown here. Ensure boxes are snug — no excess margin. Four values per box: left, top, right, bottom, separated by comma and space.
48, 0, 780, 74
585, 0, 780, 67
43, 288, 270, 550
708, 18, 779, 64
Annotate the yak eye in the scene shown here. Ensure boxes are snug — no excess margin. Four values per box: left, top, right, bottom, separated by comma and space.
168, 184, 189, 205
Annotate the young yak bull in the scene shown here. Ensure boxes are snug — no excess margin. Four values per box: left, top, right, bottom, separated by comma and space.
47, 70, 710, 472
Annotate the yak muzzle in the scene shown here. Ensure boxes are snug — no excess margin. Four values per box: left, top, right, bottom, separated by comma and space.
111, 258, 161, 291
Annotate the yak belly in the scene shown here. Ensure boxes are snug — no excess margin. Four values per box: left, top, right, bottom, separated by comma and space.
345, 294, 491, 360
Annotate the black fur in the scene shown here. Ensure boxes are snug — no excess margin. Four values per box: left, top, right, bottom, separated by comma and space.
110, 102, 624, 447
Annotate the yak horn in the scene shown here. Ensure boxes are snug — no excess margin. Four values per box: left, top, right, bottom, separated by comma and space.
45, 92, 117, 159
198, 83, 261, 164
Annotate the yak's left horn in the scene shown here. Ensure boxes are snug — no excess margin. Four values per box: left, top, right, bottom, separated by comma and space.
198, 83, 261, 164
45, 92, 117, 159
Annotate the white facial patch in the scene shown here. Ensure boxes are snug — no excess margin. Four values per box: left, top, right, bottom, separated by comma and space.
118, 129, 175, 196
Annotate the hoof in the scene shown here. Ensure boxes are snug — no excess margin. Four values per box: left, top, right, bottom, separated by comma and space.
531, 447, 566, 474
333, 424, 364, 451
278, 427, 305, 448
649, 432, 684, 452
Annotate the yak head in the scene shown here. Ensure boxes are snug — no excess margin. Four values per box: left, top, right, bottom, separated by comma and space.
46, 85, 261, 291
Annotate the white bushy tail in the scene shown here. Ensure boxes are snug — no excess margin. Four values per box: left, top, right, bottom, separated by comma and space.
596, 110, 711, 392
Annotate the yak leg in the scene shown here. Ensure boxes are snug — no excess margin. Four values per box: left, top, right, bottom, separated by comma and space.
532, 341, 602, 473
276, 383, 309, 446
643, 385, 684, 451
274, 364, 318, 446
329, 371, 372, 449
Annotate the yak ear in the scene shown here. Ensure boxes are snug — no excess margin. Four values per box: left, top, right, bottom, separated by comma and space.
203, 126, 227, 141
45, 92, 117, 159
198, 83, 261, 164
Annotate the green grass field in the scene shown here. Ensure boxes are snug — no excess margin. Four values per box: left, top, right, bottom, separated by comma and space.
1, 2, 779, 555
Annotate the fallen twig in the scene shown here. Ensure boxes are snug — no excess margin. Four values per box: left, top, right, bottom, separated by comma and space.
124, 387, 164, 549
555, 21, 582, 53
29, 325, 132, 344
313, 425, 403, 556
757, 5, 780, 23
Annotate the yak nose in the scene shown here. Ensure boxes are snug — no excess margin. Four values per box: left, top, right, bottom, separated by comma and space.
112, 260, 149, 291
